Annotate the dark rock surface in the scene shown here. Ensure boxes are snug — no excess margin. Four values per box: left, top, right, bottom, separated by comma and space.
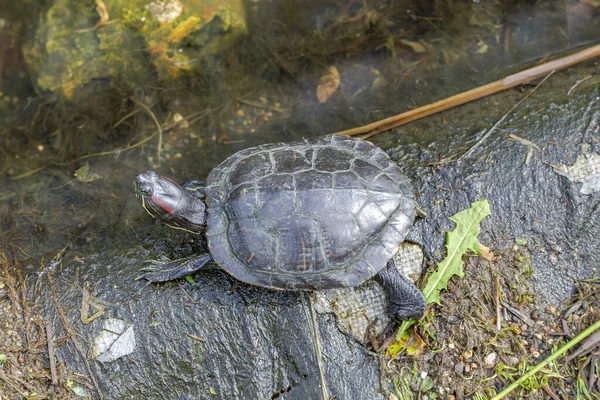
389, 77, 600, 306
33, 250, 382, 399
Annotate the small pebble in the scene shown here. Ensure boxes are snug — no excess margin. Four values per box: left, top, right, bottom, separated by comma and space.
454, 363, 464, 374
462, 349, 473, 360
484, 352, 497, 368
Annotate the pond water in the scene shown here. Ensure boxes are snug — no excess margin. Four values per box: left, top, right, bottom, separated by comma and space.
0, 0, 598, 271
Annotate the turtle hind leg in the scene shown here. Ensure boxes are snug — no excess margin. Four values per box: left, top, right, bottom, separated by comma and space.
374, 259, 426, 321
138, 254, 213, 282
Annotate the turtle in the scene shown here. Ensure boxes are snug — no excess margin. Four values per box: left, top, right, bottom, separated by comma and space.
134, 135, 425, 320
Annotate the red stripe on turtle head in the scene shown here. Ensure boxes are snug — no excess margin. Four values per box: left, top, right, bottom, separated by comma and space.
161, 175, 179, 185
151, 195, 174, 214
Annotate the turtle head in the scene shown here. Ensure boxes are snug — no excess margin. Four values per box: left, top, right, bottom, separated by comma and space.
135, 171, 206, 233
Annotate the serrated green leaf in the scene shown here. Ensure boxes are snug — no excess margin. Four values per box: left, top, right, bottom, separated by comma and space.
422, 199, 491, 305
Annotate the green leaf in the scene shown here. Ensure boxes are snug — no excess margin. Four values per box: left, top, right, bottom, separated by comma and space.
515, 237, 527, 246
209, 387, 217, 395
67, 381, 89, 398
422, 200, 491, 305
420, 376, 434, 392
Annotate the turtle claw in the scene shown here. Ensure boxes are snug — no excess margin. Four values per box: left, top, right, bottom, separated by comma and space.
137, 254, 213, 283
137, 256, 171, 275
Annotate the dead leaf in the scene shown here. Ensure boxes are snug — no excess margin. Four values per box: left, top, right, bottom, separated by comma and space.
74, 163, 103, 183
476, 43, 489, 54
525, 148, 533, 165
479, 244, 494, 261
316, 66, 340, 103
398, 39, 427, 53
508, 134, 541, 151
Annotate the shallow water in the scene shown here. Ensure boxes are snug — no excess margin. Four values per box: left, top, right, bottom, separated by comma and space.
0, 0, 599, 270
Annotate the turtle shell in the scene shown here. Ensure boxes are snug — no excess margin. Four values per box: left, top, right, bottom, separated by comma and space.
204, 135, 415, 290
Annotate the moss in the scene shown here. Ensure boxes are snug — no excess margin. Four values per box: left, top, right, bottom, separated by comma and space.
22, 0, 247, 98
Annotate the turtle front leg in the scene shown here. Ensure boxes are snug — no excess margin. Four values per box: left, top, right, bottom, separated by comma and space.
138, 254, 213, 282
374, 259, 426, 321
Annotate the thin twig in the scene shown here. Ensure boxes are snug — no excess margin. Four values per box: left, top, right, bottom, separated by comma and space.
45, 321, 58, 385
494, 277, 501, 331
567, 75, 592, 96
500, 300, 535, 327
74, 0, 115, 33
331, 44, 600, 138
541, 385, 561, 400
184, 332, 206, 343
112, 109, 141, 129
130, 97, 163, 161
0, 372, 28, 397
236, 98, 284, 113
588, 355, 596, 393
458, 70, 554, 161
566, 329, 600, 362
305, 293, 329, 400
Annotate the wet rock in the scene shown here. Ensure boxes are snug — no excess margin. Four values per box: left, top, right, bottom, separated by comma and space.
388, 86, 600, 307
23, 0, 247, 98
31, 250, 383, 399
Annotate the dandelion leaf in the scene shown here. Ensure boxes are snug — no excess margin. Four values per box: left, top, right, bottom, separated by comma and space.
422, 199, 491, 305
